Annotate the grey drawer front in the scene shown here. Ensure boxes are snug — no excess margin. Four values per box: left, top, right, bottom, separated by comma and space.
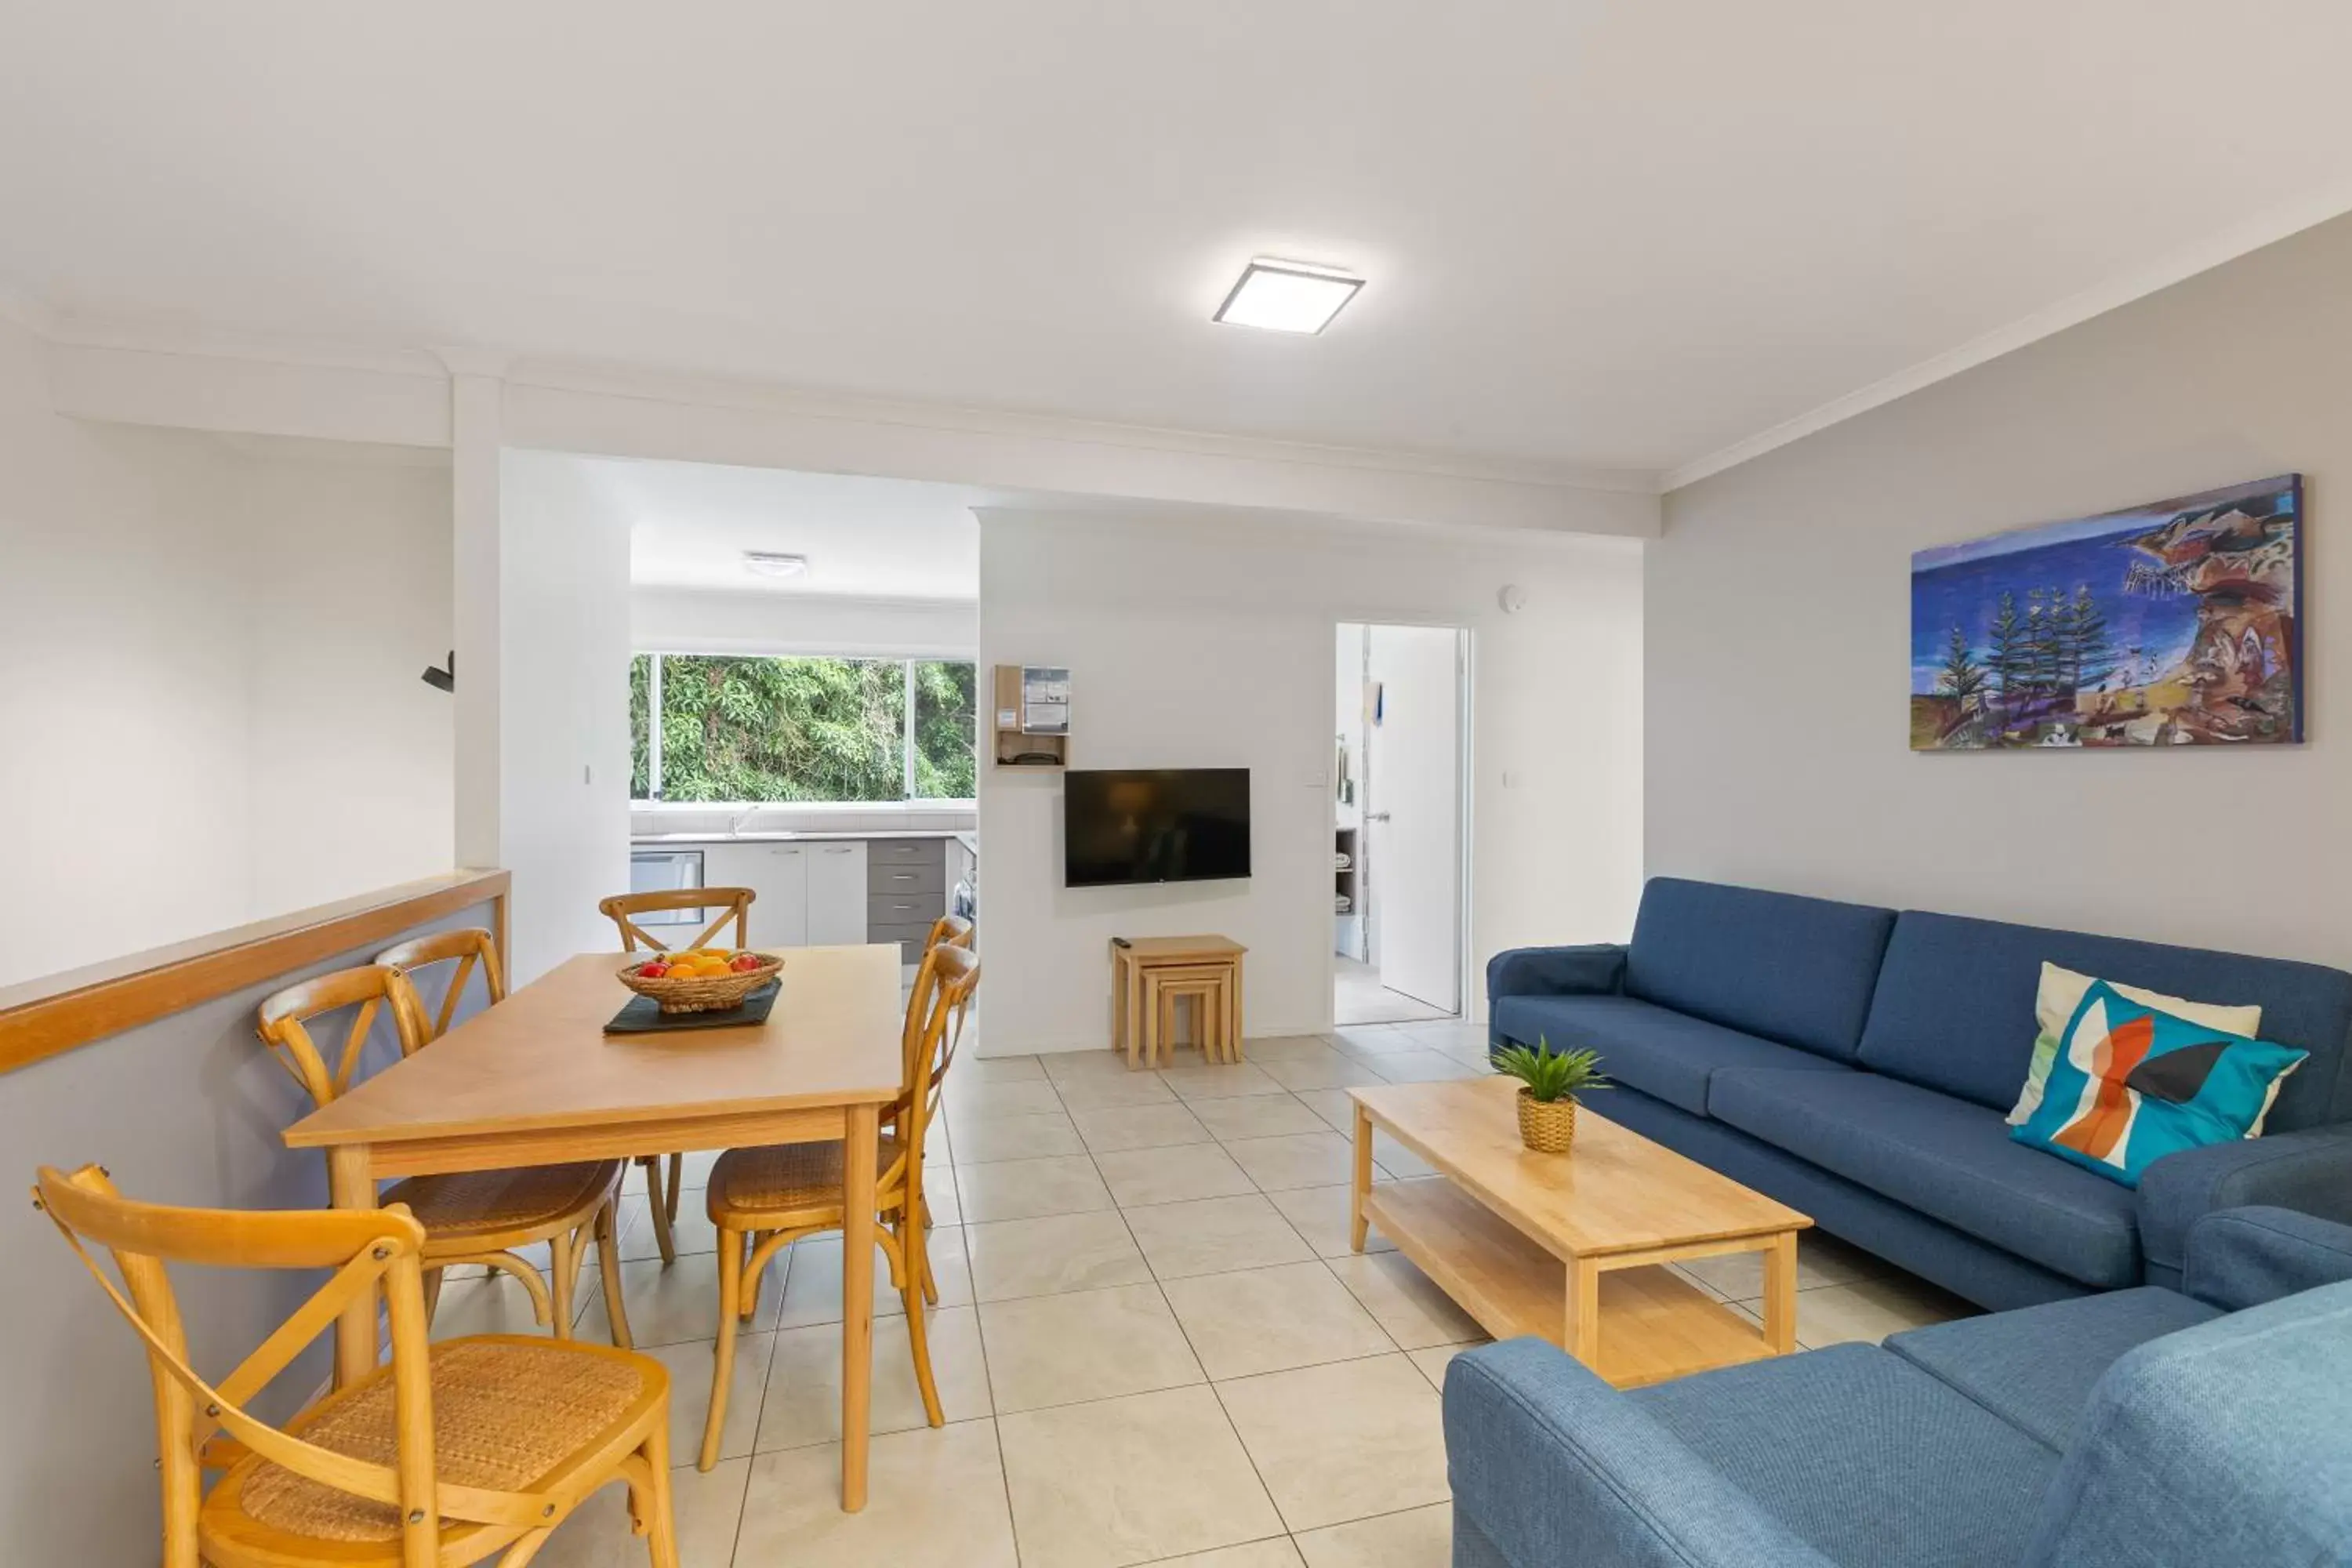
869, 919, 941, 961
868, 861, 946, 895
868, 838, 946, 870
868, 891, 945, 927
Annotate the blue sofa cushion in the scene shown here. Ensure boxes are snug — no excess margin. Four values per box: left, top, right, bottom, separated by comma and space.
1491, 994, 1850, 1116
2021, 1280, 2352, 1567
1885, 1287, 2220, 1450
1631, 1344, 2060, 1568
1857, 909, 2352, 1123
1710, 1069, 2143, 1288
1623, 878, 1897, 1061
2183, 1205, 2352, 1312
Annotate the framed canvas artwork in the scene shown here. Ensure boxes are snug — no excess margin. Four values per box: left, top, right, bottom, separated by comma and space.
1911, 475, 2303, 750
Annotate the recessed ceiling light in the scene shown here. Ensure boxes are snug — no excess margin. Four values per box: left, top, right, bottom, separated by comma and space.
742, 550, 810, 579
1213, 258, 1364, 335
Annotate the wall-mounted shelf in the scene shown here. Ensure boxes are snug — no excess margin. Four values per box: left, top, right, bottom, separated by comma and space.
1334, 826, 1364, 960
993, 664, 1070, 768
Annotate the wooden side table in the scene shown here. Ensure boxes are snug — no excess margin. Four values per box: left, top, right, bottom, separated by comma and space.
1111, 935, 1247, 1069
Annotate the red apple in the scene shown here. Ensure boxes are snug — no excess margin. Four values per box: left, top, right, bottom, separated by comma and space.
637, 961, 670, 978
729, 953, 764, 972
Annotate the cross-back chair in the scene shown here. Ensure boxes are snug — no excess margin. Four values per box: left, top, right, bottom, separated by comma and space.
376, 927, 506, 1046
256, 964, 633, 1349
924, 912, 975, 953
596, 887, 760, 1269
596, 887, 756, 955
695, 940, 982, 1471
32, 1163, 676, 1568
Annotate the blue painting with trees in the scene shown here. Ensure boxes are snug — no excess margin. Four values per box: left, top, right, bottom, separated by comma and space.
1911, 475, 2303, 749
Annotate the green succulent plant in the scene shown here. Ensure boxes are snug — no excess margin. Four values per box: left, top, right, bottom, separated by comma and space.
1492, 1039, 1610, 1104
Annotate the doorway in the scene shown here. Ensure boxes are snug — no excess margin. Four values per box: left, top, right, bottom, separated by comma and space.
1333, 622, 1468, 1025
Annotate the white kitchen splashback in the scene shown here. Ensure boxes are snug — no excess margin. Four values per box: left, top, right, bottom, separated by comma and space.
630, 802, 976, 837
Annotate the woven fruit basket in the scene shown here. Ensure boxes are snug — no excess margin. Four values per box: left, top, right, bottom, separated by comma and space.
618, 951, 783, 1014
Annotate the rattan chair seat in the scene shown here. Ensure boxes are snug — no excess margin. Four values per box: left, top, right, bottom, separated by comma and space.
706, 1135, 910, 1225
212, 1337, 659, 1547
385, 1160, 622, 1247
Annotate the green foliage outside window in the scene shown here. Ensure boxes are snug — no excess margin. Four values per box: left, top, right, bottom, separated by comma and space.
630, 653, 976, 803
913, 660, 978, 800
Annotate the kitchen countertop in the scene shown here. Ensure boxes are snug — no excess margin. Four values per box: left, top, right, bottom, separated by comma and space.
633, 829, 972, 845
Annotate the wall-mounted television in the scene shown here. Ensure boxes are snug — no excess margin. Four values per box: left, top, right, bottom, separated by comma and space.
1063, 768, 1251, 887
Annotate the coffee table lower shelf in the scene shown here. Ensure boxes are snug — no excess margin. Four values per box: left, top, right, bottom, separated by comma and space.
1361, 1178, 1776, 1388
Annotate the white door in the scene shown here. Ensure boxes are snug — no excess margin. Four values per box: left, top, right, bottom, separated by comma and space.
805, 840, 870, 946
1365, 625, 1461, 1012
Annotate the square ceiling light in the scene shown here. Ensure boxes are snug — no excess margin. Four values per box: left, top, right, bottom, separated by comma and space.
742, 550, 810, 579
1213, 259, 1364, 334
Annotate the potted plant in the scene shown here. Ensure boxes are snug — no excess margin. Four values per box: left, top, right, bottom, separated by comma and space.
1493, 1040, 1610, 1153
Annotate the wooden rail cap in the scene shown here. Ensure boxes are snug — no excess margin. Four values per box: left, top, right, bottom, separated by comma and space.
0, 869, 511, 1076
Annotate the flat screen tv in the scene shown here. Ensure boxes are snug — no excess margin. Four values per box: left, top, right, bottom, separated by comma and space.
1064, 768, 1251, 887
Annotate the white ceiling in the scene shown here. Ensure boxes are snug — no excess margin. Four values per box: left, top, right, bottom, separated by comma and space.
607, 459, 980, 600
5, 3, 2352, 477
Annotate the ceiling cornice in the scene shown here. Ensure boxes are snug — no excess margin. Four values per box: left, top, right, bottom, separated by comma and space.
501, 357, 1661, 497
1664, 180, 2352, 492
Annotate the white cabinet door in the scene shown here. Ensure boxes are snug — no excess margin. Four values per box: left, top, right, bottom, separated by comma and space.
758, 845, 811, 947
805, 840, 869, 946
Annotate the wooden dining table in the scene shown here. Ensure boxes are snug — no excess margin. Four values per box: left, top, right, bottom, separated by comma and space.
284, 943, 905, 1510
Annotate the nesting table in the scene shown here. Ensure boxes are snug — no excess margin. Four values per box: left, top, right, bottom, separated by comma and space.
1110, 935, 1245, 1066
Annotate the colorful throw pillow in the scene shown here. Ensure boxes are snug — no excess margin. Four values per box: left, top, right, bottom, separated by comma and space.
2005, 963, 2263, 1128
2013, 981, 2307, 1187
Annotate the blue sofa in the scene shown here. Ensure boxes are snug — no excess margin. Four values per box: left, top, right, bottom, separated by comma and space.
1445, 1207, 2352, 1568
1489, 878, 2352, 1308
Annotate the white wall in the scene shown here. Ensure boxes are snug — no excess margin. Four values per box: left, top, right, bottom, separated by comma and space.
0, 321, 255, 979
501, 451, 634, 981
1650, 212, 2352, 970
245, 443, 455, 913
0, 322, 456, 985
978, 507, 1643, 1053
632, 585, 978, 659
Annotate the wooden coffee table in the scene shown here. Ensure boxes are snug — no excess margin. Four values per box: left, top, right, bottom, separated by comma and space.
1348, 1076, 1810, 1387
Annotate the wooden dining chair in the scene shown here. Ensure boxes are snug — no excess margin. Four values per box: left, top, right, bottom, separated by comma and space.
256, 964, 633, 1350
376, 927, 505, 1047
597, 887, 756, 955
924, 912, 975, 953
695, 942, 982, 1471
597, 887, 759, 1269
32, 1163, 676, 1568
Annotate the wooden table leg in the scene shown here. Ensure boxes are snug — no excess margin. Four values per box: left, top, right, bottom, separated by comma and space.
1565, 1257, 1602, 1367
1231, 953, 1245, 1058
1111, 946, 1128, 1061
326, 1143, 379, 1391
1761, 1231, 1798, 1355
1349, 1102, 1374, 1251
840, 1102, 880, 1512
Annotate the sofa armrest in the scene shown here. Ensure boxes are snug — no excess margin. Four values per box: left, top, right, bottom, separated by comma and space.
1486, 943, 1626, 1004
2136, 1123, 2352, 1286
1444, 1341, 1836, 1568
2182, 1206, 2352, 1312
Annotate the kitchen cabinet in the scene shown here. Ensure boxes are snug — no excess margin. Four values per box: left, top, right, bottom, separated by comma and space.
805, 840, 870, 946
700, 842, 808, 948
695, 838, 868, 949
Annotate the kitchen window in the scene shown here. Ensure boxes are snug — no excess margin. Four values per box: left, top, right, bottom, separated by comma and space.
631, 654, 977, 803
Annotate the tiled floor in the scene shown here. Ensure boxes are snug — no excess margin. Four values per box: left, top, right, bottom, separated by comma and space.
1333, 956, 1452, 1026
432, 1016, 1971, 1568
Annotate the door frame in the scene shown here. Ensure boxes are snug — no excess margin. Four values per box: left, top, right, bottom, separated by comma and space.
1327, 619, 1475, 1028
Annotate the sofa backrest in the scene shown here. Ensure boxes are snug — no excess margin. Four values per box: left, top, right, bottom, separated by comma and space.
2021, 1280, 2352, 1567
1624, 878, 1897, 1060
1857, 910, 2352, 1125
